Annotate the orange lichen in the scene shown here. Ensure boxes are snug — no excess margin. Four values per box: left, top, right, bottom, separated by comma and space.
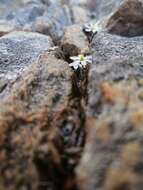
104, 165, 136, 190
121, 142, 141, 167
131, 109, 143, 127
101, 82, 123, 104
96, 120, 111, 143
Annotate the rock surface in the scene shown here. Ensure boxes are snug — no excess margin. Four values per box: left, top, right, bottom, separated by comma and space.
0, 31, 53, 100
90, 31, 143, 84
77, 80, 143, 190
61, 24, 89, 58
0, 51, 72, 190
1, 0, 143, 190
0, 0, 72, 41
106, 0, 143, 37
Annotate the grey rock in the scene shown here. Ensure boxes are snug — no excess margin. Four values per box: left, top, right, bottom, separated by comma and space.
91, 0, 122, 20
87, 31, 143, 117
91, 31, 143, 81
0, 31, 53, 98
0, 1, 72, 41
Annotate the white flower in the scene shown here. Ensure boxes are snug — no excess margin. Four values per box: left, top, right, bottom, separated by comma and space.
83, 21, 102, 34
69, 54, 92, 70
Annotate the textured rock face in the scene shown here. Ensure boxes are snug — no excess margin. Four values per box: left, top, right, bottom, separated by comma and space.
0, 51, 72, 190
6, 51, 72, 112
90, 31, 143, 84
0, 31, 53, 76
0, 31, 53, 99
106, 0, 143, 37
1, 1, 143, 190
77, 80, 143, 190
61, 24, 89, 57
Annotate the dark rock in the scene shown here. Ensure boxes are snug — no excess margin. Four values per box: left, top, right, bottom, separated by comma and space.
106, 0, 143, 37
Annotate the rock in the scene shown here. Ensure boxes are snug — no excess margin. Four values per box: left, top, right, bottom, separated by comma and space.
92, 31, 143, 78
76, 28, 143, 190
77, 80, 143, 190
5, 51, 72, 112
0, 0, 23, 17
86, 31, 143, 116
0, 1, 72, 41
91, 0, 122, 20
0, 31, 53, 98
32, 2, 72, 42
71, 5, 89, 24
106, 0, 143, 37
0, 51, 72, 190
61, 24, 89, 58
0, 23, 15, 37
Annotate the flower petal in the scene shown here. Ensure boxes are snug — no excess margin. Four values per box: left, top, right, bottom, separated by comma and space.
70, 56, 79, 61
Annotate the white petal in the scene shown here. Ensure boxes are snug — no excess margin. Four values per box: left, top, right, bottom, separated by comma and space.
70, 56, 79, 61
69, 61, 81, 70
81, 61, 87, 67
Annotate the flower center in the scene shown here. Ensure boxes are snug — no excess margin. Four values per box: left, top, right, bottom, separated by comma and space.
79, 54, 85, 61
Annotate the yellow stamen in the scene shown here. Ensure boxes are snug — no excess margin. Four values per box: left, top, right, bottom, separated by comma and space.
79, 54, 85, 61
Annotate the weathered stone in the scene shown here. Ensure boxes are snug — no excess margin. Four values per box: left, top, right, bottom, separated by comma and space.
77, 80, 143, 190
92, 31, 143, 78
0, 50, 72, 190
61, 24, 89, 58
106, 0, 143, 37
5, 51, 71, 112
85, 31, 143, 117
0, 31, 53, 98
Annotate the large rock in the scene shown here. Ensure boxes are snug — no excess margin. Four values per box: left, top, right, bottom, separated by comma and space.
77, 80, 143, 190
0, 51, 72, 190
106, 0, 143, 37
0, 31, 53, 98
76, 28, 143, 190
92, 31, 143, 78
86, 31, 143, 116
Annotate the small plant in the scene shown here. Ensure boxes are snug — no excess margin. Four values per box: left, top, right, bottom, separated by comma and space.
83, 21, 102, 42
69, 54, 92, 70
